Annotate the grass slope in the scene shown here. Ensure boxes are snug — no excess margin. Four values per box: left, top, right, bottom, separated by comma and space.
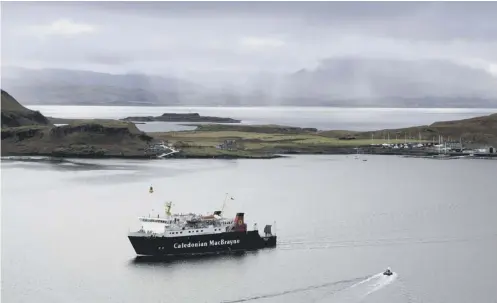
152, 113, 496, 156
1, 89, 51, 127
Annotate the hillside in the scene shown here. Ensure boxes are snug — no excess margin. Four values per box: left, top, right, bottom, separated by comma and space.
1, 90, 154, 158
1, 67, 206, 106
149, 112, 497, 158
1, 89, 51, 127
2, 88, 495, 159
320, 113, 497, 146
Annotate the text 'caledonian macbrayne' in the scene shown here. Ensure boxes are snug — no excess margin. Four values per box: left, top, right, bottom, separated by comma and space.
173, 239, 240, 249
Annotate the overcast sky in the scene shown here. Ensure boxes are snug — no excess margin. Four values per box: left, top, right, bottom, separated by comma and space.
2, 1, 497, 83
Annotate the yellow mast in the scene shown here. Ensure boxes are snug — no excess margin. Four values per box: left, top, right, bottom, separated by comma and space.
164, 201, 172, 216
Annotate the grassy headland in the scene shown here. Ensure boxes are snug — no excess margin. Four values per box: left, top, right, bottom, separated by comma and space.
319, 113, 497, 147
1, 120, 154, 158
1, 90, 51, 128
151, 124, 430, 158
151, 113, 497, 158
1, 89, 154, 158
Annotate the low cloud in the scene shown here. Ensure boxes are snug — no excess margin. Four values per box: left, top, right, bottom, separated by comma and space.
29, 19, 96, 37
2, 1, 496, 96
239, 37, 285, 50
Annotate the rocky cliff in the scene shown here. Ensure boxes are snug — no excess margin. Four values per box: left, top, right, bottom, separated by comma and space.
1, 89, 51, 127
1, 91, 154, 158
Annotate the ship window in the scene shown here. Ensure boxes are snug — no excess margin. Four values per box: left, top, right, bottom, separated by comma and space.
201, 230, 203, 232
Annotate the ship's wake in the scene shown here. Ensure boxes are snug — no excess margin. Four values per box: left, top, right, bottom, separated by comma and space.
363, 272, 398, 297
220, 275, 369, 303
222, 272, 397, 303
323, 272, 399, 303
221, 271, 399, 303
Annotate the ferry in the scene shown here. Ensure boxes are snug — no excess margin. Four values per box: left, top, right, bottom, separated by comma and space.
128, 200, 277, 257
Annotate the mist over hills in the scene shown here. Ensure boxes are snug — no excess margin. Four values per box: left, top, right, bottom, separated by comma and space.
2, 57, 497, 108
1, 66, 206, 106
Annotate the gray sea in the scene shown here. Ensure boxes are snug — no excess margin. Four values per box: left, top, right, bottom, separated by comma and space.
2, 106, 497, 303
2, 155, 497, 303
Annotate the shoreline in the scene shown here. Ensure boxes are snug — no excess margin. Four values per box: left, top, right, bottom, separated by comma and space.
2, 148, 496, 161
3, 92, 496, 161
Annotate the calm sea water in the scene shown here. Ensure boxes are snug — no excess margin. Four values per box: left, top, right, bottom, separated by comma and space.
26, 105, 497, 132
2, 155, 497, 303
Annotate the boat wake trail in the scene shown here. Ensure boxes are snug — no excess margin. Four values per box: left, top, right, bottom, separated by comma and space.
220, 275, 371, 303
322, 272, 398, 303
363, 272, 398, 297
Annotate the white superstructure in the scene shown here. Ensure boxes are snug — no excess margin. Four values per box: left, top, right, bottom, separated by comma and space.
135, 202, 237, 237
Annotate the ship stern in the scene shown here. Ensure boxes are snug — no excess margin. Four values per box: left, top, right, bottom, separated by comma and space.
261, 235, 277, 248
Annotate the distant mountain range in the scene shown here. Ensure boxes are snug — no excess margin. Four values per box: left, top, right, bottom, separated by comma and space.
2, 58, 497, 108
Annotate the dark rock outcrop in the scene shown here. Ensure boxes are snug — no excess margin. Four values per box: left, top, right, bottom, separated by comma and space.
2, 121, 154, 158
1, 90, 51, 128
192, 124, 318, 134
1, 90, 155, 158
121, 112, 241, 123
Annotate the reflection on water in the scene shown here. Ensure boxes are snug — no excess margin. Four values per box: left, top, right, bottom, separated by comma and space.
1, 156, 144, 171
130, 250, 254, 266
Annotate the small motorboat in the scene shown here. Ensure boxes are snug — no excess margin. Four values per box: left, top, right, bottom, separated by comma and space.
383, 268, 393, 276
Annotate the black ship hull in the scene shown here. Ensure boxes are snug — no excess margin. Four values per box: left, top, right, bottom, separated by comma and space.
128, 230, 277, 257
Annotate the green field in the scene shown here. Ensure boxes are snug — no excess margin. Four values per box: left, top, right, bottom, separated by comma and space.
152, 126, 430, 157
